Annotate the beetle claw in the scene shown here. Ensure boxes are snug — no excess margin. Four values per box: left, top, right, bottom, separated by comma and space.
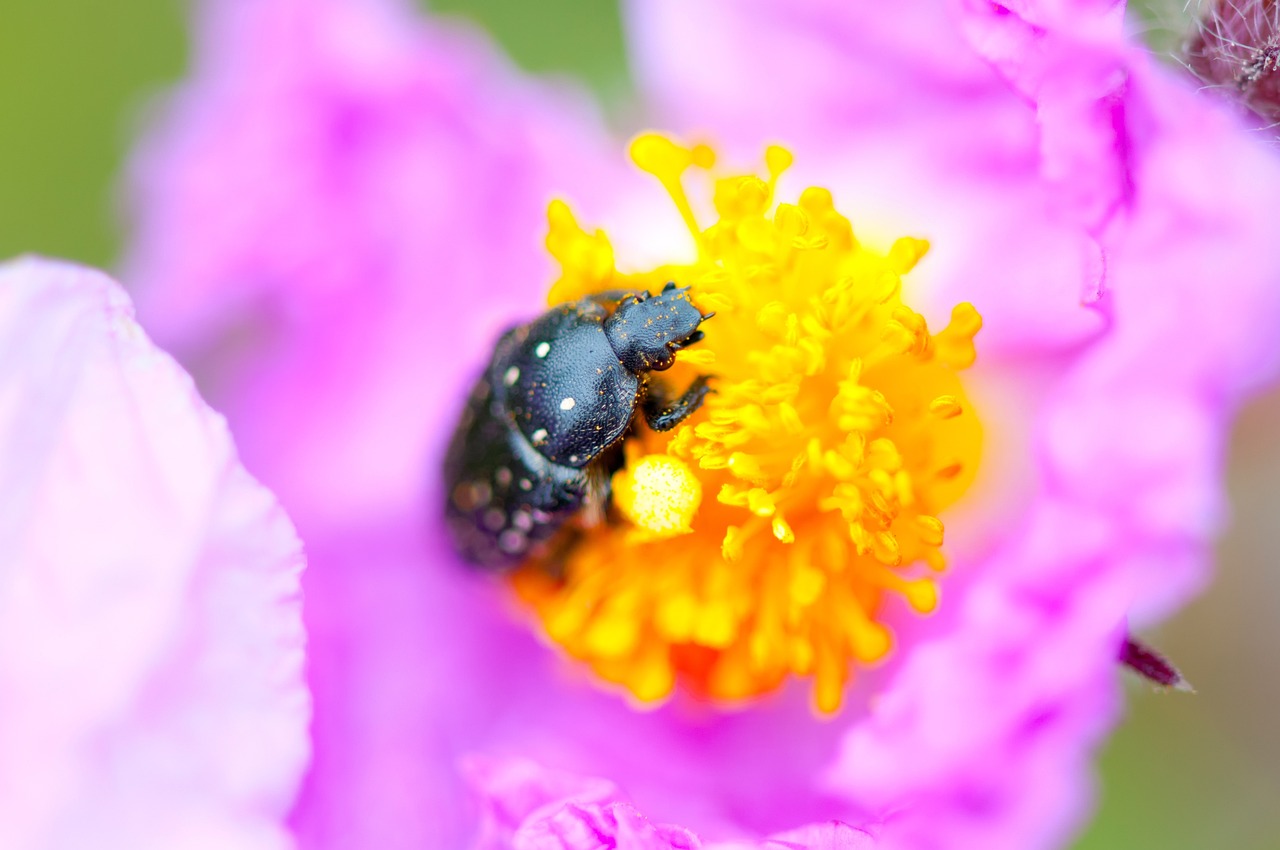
642, 373, 715, 432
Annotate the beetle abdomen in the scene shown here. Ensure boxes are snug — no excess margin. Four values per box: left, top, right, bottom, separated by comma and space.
443, 337, 589, 568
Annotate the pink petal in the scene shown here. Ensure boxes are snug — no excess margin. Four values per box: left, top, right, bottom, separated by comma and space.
625, 0, 1107, 358
0, 258, 309, 848
125, 0, 1280, 848
125, 0, 641, 530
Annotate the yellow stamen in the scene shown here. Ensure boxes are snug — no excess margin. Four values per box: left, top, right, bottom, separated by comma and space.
511, 135, 983, 713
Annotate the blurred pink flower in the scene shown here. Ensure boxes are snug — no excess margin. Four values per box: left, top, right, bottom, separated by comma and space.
123, 0, 1280, 848
0, 258, 308, 849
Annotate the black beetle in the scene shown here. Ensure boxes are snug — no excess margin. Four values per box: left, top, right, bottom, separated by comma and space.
443, 283, 714, 569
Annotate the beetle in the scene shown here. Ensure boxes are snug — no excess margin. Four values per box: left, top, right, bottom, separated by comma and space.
443, 283, 713, 569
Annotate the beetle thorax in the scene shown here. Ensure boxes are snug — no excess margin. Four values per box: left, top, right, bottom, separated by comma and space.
604, 289, 705, 373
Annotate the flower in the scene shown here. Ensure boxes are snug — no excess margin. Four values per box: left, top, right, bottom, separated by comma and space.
0, 258, 308, 848
512, 137, 983, 713
124, 0, 1280, 848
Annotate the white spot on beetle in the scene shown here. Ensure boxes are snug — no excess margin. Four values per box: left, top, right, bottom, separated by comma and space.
503, 366, 520, 386
498, 529, 527, 554
518, 478, 533, 491
560, 397, 576, 411
531, 428, 548, 444
535, 341, 551, 358
569, 455, 579, 464
512, 510, 534, 532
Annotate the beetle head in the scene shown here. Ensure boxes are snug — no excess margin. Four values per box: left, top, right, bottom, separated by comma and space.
605, 284, 711, 374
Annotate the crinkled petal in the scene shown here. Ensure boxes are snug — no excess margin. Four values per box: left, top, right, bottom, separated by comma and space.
463, 756, 622, 850
0, 258, 308, 849
471, 759, 701, 850
516, 802, 701, 850
958, 0, 1132, 236
467, 757, 878, 850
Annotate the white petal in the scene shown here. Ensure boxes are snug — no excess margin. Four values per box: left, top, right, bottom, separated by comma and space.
0, 258, 309, 850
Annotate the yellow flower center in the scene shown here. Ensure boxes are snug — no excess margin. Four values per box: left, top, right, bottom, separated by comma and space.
511, 135, 983, 713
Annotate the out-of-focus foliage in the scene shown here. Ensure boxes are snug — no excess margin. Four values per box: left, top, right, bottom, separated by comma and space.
0, 0, 1275, 847
0, 0, 185, 267
430, 0, 631, 99
1128, 0, 1198, 55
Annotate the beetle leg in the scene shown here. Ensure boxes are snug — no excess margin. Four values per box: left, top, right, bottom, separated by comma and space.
677, 330, 705, 347
642, 374, 714, 431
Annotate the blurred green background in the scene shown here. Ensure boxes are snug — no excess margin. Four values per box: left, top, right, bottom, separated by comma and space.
1, 0, 1275, 847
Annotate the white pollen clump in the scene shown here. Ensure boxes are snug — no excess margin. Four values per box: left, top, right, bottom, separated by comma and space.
615, 454, 702, 540
535, 342, 551, 358
504, 366, 520, 386
531, 428, 548, 444
560, 397, 576, 411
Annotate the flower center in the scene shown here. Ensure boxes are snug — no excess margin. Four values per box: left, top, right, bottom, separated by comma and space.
510, 136, 982, 712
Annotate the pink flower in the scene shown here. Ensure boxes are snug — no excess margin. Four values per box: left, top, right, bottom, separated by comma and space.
0, 258, 309, 849
123, 0, 1280, 848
